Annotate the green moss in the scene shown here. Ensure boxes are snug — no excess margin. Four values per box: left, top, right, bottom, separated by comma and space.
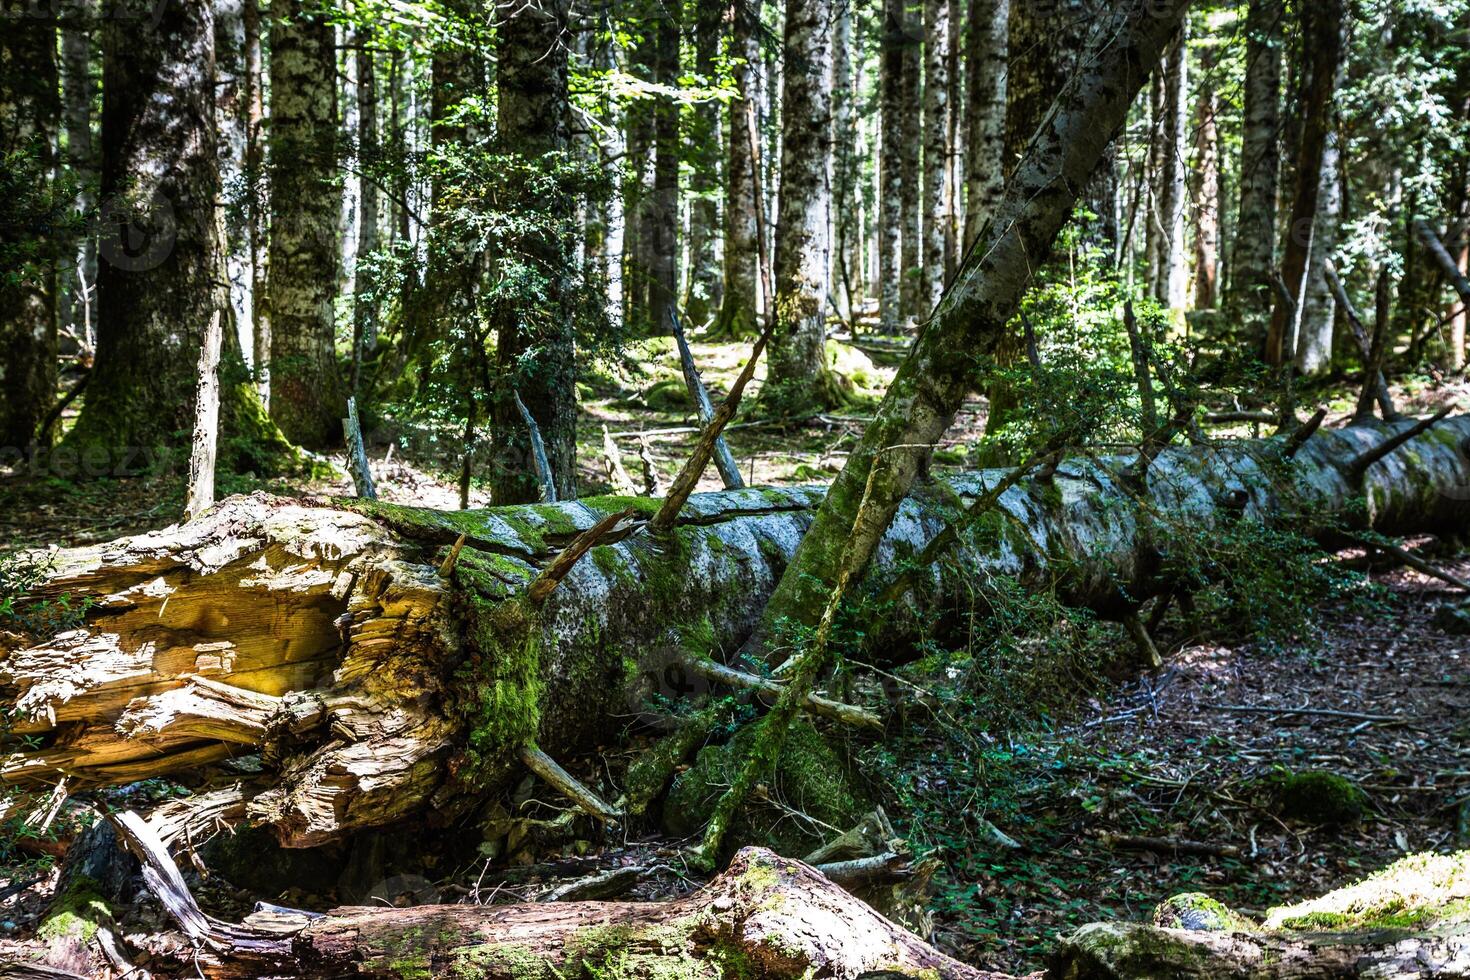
1267, 770, 1370, 826
1152, 893, 1255, 932
664, 719, 866, 855
1266, 850, 1470, 932
37, 876, 109, 944
455, 596, 544, 782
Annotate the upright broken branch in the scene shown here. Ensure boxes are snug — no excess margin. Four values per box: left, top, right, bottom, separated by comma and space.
1326, 262, 1398, 422
344, 396, 378, 500
671, 307, 745, 490
515, 391, 558, 503
184, 310, 224, 522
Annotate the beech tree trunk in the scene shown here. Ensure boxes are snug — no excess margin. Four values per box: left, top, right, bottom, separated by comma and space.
878, 0, 907, 332
267, 0, 346, 447
921, 0, 952, 313
1149, 33, 1188, 311
831, 0, 860, 323
716, 0, 762, 337
683, 0, 723, 327
0, 0, 59, 457
766, 0, 837, 411
1192, 44, 1220, 312
898, 0, 922, 319
59, 0, 97, 355
1296, 130, 1344, 376
353, 32, 380, 381
489, 0, 578, 504
5, 415, 1467, 847
962, 0, 1007, 252
1227, 0, 1283, 330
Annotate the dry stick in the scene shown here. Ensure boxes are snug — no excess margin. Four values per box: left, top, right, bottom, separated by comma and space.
692, 458, 889, 869
682, 657, 883, 730
514, 391, 557, 503
1122, 611, 1164, 670
1202, 703, 1405, 723
647, 316, 779, 537
438, 533, 468, 579
1101, 833, 1244, 860
601, 424, 639, 496
517, 745, 622, 823
527, 508, 640, 606
670, 306, 745, 489
637, 435, 664, 495
1325, 262, 1399, 421
344, 396, 378, 500
1347, 534, 1470, 593
185, 310, 224, 522
1282, 407, 1328, 460
1414, 218, 1470, 307
1346, 407, 1453, 481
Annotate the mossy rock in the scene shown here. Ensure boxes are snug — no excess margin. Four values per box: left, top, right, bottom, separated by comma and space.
1267, 771, 1370, 827
663, 719, 867, 856
1152, 893, 1255, 932
641, 379, 694, 412
1265, 850, 1470, 931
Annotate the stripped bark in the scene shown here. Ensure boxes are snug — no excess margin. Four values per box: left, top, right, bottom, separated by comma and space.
3, 417, 1468, 847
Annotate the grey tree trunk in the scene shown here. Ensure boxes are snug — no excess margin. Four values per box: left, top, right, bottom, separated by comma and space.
59, 1, 97, 354
489, 0, 578, 504
1267, 0, 1342, 366
1151, 33, 1188, 310
920, 0, 951, 313
267, 0, 346, 447
961, 0, 1006, 252
898, 0, 922, 318
830, 0, 860, 323
753, 0, 1195, 647
66, 0, 236, 463
715, 0, 761, 337
353, 31, 380, 387
683, 0, 723, 327
878, 0, 907, 332
649, 6, 680, 337
242, 0, 267, 404
1193, 44, 1221, 311
1296, 129, 1343, 375
766, 0, 837, 411
0, 1, 59, 456
1226, 0, 1283, 330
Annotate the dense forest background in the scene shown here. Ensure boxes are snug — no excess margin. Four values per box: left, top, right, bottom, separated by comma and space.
3, 0, 1470, 977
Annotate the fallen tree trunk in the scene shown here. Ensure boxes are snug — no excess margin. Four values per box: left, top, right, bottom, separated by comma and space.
96, 809, 1008, 980
2, 417, 1469, 846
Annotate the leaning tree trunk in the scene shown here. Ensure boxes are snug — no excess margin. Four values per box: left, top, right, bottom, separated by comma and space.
0, 0, 60, 457
4, 416, 1468, 846
765, 0, 837, 412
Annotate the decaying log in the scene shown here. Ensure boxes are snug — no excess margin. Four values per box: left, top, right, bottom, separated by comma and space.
100, 809, 1006, 980
2, 418, 1469, 847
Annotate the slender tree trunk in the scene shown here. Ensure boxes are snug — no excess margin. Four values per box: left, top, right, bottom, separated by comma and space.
0, 0, 59, 457
489, 0, 577, 504
647, 3, 680, 335
242, 0, 267, 404
716, 0, 761, 337
1193, 44, 1221, 311
59, 0, 98, 355
1296, 130, 1343, 375
684, 0, 723, 327
267, 0, 346, 447
765, 0, 838, 412
215, 0, 249, 354
921, 0, 951, 314
831, 0, 859, 324
1267, 0, 1343, 366
752, 0, 1194, 650
1153, 32, 1188, 310
878, 0, 906, 332
1227, 0, 1283, 332
353, 31, 380, 392
898, 0, 922, 318
962, 0, 1007, 252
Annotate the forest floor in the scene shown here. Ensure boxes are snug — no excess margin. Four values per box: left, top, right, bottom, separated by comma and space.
1, 341, 1468, 975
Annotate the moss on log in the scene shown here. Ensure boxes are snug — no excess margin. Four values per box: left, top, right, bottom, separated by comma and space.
1, 418, 1468, 846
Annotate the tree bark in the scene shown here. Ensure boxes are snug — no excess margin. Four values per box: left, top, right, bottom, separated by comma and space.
1192, 43, 1220, 312
352, 30, 380, 388
716, 0, 762, 338
750, 0, 1194, 651
765, 0, 837, 411
1266, 0, 1343, 367
1149, 32, 1188, 311
898, 0, 922, 319
0, 0, 60, 457
1226, 0, 1283, 331
1295, 130, 1344, 376
921, 0, 951, 314
831, 0, 860, 324
683, 0, 723, 327
489, 0, 578, 504
59, 0, 98, 355
961, 0, 1006, 252
5, 415, 1468, 845
266, 0, 347, 447
878, 0, 907, 332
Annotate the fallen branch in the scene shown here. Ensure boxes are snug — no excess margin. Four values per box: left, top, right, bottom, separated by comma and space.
682, 657, 883, 730
1348, 534, 1470, 593
1100, 833, 1244, 860
1202, 703, 1406, 723
518, 745, 622, 824
1347, 407, 1453, 480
